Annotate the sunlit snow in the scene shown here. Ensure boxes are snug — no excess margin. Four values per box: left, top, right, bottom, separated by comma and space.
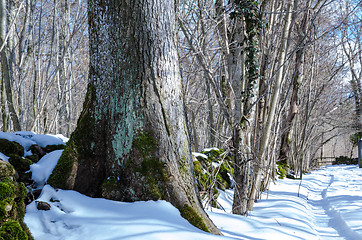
1, 132, 361, 239
29, 150, 64, 189
192, 152, 208, 159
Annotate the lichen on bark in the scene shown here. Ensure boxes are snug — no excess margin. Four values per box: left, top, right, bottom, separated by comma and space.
101, 131, 169, 201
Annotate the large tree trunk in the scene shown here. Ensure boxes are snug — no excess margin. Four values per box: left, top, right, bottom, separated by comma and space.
48, 0, 220, 234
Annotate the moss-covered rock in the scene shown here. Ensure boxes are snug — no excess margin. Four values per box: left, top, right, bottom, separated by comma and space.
0, 179, 27, 220
8, 155, 32, 172
7, 155, 33, 184
25, 155, 39, 163
28, 145, 46, 160
192, 148, 233, 209
0, 197, 15, 220
0, 220, 28, 240
193, 161, 208, 190
0, 170, 31, 239
0, 139, 24, 157
0, 161, 16, 179
198, 148, 233, 190
0, 179, 15, 200
43, 144, 65, 153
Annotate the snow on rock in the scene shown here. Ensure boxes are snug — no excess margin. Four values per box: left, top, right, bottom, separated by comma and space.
212, 162, 220, 168
29, 150, 63, 188
53, 134, 69, 143
0, 152, 9, 162
192, 152, 208, 159
0, 131, 67, 152
15, 131, 67, 148
29, 134, 66, 148
203, 147, 220, 152
0, 131, 36, 151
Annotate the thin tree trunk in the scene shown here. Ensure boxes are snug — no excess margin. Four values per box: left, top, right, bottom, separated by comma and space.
1, 80, 8, 131
279, 0, 311, 165
247, 1, 293, 211
57, 0, 69, 135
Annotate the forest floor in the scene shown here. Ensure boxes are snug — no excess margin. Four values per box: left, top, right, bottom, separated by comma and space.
2, 132, 361, 239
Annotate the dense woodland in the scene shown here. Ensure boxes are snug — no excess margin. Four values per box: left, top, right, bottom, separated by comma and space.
0, 0, 361, 228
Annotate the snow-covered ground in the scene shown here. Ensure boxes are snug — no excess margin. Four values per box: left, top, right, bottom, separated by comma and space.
210, 165, 362, 240
1, 132, 362, 239
25, 158, 362, 239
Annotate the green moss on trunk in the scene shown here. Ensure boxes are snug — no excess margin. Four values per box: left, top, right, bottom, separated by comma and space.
47, 140, 77, 189
179, 204, 209, 232
132, 132, 169, 200
102, 131, 169, 201
49, 82, 97, 190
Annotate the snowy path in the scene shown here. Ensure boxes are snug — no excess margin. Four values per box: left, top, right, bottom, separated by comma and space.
209, 165, 362, 240
306, 166, 362, 239
23, 148, 362, 240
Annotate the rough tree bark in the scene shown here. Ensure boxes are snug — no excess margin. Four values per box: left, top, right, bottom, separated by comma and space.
0, 0, 21, 131
48, 0, 220, 234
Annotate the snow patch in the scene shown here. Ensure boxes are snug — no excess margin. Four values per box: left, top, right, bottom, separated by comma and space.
25, 185, 231, 240
0, 131, 67, 152
192, 152, 208, 159
29, 150, 63, 188
0, 152, 9, 162
203, 147, 220, 152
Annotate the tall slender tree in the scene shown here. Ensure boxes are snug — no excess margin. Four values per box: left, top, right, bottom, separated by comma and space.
279, 0, 312, 167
